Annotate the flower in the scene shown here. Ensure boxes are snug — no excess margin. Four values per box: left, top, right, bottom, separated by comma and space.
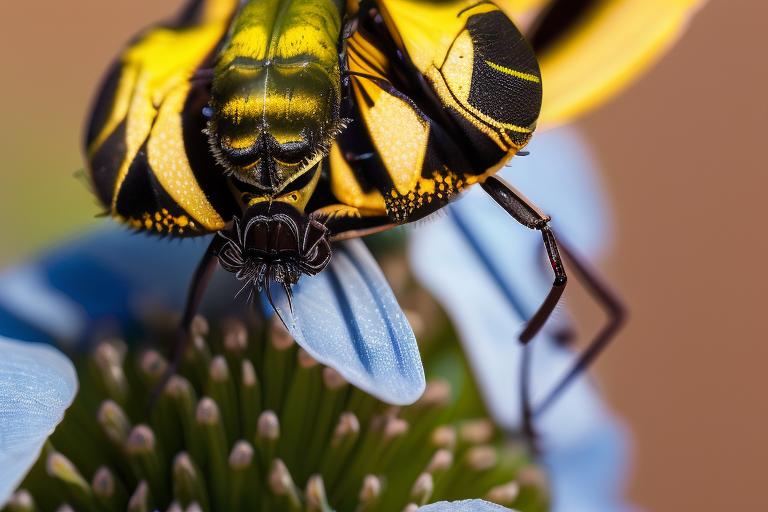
0, 227, 425, 406
422, 501, 520, 512
0, 249, 550, 512
0, 127, 626, 512
0, 337, 78, 506
0, 0, 706, 510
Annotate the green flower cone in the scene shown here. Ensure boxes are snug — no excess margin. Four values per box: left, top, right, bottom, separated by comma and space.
5, 263, 547, 512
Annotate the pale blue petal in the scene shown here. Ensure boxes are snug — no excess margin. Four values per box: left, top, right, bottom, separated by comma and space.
419, 500, 517, 512
407, 126, 633, 511
0, 337, 78, 507
270, 239, 425, 405
0, 225, 424, 404
0, 266, 87, 348
543, 416, 636, 512
408, 205, 605, 438
497, 126, 612, 258
407, 127, 611, 434
0, 225, 241, 348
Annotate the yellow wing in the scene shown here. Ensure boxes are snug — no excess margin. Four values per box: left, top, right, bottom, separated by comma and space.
319, 0, 541, 234
492, 0, 705, 130
85, 0, 239, 235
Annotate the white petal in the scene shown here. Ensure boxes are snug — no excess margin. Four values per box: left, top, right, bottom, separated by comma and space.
0, 337, 78, 507
271, 239, 425, 405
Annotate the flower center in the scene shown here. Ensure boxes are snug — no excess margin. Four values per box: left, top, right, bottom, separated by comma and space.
9, 308, 548, 512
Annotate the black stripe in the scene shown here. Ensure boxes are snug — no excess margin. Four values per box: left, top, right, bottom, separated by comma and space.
114, 141, 193, 228
181, 75, 242, 221
89, 118, 128, 207
528, 0, 602, 55
444, 106, 507, 170
175, 0, 208, 26
465, 11, 542, 130
85, 60, 122, 150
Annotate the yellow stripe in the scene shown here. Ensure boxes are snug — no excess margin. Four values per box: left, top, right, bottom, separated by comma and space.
485, 61, 541, 83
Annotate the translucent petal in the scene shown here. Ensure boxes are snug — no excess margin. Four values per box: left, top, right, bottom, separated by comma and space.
269, 239, 425, 405
0, 266, 87, 347
409, 197, 607, 440
543, 416, 635, 512
0, 337, 78, 507
419, 500, 516, 512
0, 226, 424, 404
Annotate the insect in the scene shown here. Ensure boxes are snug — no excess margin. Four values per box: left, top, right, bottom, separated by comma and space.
85, 0, 623, 433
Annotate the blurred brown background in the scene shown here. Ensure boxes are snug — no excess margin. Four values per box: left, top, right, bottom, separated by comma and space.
0, 1, 765, 510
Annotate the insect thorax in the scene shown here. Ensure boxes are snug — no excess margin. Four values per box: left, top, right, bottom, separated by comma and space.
207, 0, 344, 194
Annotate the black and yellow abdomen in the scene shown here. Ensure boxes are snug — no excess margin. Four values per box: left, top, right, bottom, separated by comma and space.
207, 0, 344, 193
84, 0, 344, 236
85, 0, 542, 240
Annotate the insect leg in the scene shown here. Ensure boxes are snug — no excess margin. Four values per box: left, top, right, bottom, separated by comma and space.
150, 235, 224, 406
481, 175, 567, 344
481, 175, 566, 444
532, 240, 626, 418
481, 175, 626, 442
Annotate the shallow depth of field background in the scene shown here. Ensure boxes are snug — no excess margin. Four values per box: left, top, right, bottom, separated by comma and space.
0, 1, 766, 510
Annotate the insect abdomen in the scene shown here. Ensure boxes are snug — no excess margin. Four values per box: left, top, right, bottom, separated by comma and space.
208, 0, 344, 190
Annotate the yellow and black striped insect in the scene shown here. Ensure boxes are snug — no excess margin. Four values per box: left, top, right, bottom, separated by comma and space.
86, 0, 623, 424
86, 0, 547, 305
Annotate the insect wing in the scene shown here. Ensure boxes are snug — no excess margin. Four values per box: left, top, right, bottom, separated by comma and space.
322, 0, 542, 234
268, 238, 426, 405
376, 0, 542, 144
85, 0, 240, 235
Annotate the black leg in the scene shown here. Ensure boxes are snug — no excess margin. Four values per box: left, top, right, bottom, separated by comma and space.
149, 235, 224, 406
481, 175, 567, 445
481, 176, 568, 344
482, 175, 625, 446
532, 239, 626, 417
520, 342, 536, 446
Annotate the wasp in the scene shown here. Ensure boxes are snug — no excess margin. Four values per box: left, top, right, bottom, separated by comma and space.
86, 0, 623, 429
